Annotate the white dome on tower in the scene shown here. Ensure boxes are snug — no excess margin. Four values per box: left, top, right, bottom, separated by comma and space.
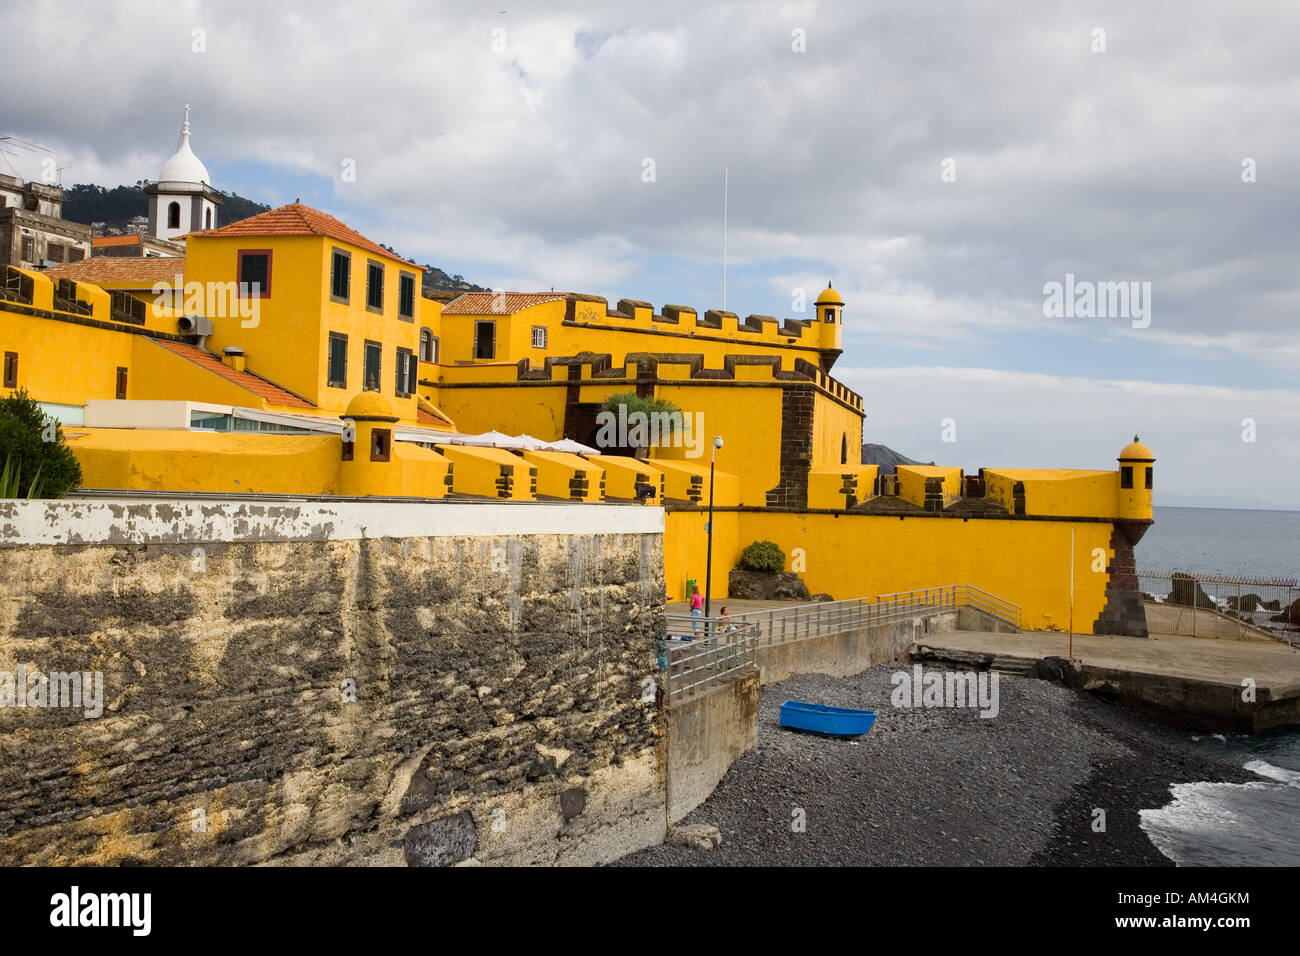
146, 104, 221, 241
158, 106, 211, 188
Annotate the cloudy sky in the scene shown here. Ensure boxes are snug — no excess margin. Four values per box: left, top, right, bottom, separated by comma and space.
3, 0, 1297, 508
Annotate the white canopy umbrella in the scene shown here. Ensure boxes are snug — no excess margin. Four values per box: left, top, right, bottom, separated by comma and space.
450, 431, 509, 447
547, 438, 601, 455
446, 431, 582, 451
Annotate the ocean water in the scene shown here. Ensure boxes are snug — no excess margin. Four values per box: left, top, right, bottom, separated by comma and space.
1132, 506, 1300, 866
1137, 506, 1300, 579
1140, 732, 1300, 867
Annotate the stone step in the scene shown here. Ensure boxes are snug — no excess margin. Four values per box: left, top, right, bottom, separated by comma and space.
913, 645, 1039, 677
989, 655, 1038, 676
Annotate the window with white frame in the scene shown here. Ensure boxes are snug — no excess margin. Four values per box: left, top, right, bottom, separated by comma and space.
531, 325, 548, 349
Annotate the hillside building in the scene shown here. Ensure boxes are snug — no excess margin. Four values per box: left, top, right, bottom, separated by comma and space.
0, 174, 92, 269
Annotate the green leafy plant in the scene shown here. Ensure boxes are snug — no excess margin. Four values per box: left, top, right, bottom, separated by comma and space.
738, 540, 786, 575
0, 454, 45, 498
0, 389, 81, 498
599, 392, 685, 437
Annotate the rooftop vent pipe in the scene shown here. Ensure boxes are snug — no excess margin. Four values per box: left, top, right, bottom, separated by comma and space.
177, 315, 214, 350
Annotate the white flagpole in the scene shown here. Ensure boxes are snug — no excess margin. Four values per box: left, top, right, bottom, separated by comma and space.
1069, 525, 1075, 659
722, 168, 728, 312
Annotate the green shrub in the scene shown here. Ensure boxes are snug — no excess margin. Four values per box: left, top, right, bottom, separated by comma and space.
599, 392, 685, 437
0, 389, 82, 498
738, 540, 785, 574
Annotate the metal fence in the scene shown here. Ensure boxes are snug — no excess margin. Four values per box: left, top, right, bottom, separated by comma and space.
1138, 570, 1299, 643
660, 617, 759, 704
657, 585, 1020, 705
716, 585, 1020, 648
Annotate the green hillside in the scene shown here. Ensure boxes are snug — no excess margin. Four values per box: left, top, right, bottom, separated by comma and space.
61, 183, 269, 230
861, 443, 934, 473
62, 183, 487, 295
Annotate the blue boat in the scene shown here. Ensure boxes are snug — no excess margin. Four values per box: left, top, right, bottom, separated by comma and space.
779, 700, 876, 737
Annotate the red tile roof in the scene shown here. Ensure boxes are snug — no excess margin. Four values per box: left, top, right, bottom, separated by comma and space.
41, 257, 186, 289
417, 406, 453, 428
152, 340, 316, 409
191, 202, 419, 266
442, 292, 567, 315
92, 235, 142, 248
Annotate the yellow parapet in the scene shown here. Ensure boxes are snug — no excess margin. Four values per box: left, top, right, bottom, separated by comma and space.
437, 444, 535, 500
653, 459, 739, 507
67, 428, 340, 494
519, 449, 604, 501
62, 280, 111, 322
897, 465, 964, 511
67, 421, 450, 498
808, 464, 879, 509
984, 468, 1118, 518
12, 267, 55, 311
387, 442, 453, 498
596, 455, 663, 504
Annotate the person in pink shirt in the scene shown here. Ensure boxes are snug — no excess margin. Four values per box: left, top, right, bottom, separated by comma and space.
689, 585, 703, 634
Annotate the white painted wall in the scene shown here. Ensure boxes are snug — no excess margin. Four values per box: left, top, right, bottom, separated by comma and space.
83, 400, 230, 429
0, 498, 665, 546
148, 192, 215, 241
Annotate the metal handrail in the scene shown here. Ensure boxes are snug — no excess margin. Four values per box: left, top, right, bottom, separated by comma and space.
660, 619, 759, 704
672, 584, 1021, 651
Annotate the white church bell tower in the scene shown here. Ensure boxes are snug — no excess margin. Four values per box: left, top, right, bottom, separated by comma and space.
146, 105, 222, 241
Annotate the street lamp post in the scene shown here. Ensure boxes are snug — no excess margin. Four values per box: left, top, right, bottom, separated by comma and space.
704, 435, 723, 618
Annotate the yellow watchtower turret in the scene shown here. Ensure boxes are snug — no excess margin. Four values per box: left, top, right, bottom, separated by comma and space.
339, 392, 400, 496
1117, 434, 1155, 523
815, 281, 844, 370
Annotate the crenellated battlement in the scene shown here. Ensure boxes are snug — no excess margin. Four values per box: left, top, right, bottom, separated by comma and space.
564, 293, 831, 353
468, 348, 863, 411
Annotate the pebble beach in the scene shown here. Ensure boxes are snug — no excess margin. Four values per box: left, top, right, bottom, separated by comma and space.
615, 664, 1259, 866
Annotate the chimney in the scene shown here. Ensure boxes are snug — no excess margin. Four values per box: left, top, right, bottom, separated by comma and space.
222, 346, 245, 372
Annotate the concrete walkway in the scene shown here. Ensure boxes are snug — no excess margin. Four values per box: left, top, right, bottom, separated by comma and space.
920, 629, 1300, 692
671, 599, 1300, 691
667, 598, 1300, 728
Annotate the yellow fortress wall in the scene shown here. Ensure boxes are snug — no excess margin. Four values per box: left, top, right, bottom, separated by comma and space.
0, 307, 134, 406
438, 293, 841, 372
3, 204, 1155, 637
70, 429, 341, 494
666, 510, 1115, 632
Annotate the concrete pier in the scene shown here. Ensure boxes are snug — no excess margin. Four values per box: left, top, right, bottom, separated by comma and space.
914, 630, 1300, 732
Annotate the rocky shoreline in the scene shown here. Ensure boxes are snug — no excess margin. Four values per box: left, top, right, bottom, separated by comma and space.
614, 663, 1259, 867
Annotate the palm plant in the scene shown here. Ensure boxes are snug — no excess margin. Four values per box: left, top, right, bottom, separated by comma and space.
0, 452, 44, 498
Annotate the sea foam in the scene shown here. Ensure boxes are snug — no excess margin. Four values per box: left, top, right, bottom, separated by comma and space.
1140, 779, 1300, 866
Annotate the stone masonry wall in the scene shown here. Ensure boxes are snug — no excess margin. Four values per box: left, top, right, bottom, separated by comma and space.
1094, 524, 1150, 638
765, 385, 815, 508
0, 509, 668, 866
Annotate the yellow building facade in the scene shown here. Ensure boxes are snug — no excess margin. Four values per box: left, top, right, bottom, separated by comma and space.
0, 200, 1155, 635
